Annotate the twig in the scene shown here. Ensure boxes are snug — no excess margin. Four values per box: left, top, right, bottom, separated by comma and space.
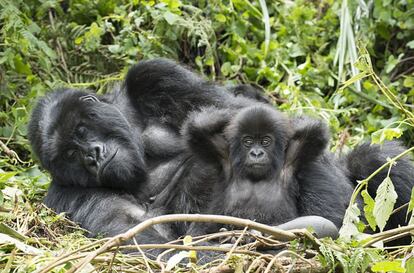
38, 239, 109, 273
119, 244, 264, 256
363, 224, 414, 247
48, 9, 72, 82
392, 203, 409, 215
67, 214, 296, 273
0, 139, 25, 164
133, 238, 154, 273
246, 254, 270, 273
218, 226, 248, 268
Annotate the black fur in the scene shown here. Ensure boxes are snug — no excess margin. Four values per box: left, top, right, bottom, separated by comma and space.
230, 84, 270, 104
28, 88, 176, 246
28, 59, 265, 249
345, 141, 414, 236
184, 105, 350, 237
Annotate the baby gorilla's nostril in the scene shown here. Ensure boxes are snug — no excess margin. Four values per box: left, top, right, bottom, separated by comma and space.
250, 148, 264, 159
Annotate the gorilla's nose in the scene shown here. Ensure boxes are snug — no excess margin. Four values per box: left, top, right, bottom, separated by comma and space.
250, 148, 264, 159
88, 143, 105, 161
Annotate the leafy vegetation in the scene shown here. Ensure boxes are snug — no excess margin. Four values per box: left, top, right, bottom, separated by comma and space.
1, 0, 414, 272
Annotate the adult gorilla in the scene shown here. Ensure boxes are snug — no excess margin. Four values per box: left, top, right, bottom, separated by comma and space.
28, 59, 266, 246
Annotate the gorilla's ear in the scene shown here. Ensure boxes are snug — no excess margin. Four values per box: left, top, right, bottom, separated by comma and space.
285, 116, 330, 167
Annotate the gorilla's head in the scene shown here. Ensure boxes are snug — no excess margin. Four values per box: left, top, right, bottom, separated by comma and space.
28, 89, 146, 189
225, 105, 291, 181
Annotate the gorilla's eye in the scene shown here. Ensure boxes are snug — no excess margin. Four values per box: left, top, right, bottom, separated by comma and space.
75, 126, 87, 139
243, 137, 254, 147
261, 136, 272, 146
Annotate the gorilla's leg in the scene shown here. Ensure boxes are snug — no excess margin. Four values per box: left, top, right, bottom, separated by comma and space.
276, 216, 339, 239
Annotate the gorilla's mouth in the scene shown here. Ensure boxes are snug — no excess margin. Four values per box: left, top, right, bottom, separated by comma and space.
98, 149, 118, 176
248, 163, 267, 168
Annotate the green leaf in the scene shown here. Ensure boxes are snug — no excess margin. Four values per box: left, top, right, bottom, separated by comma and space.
361, 189, 377, 231
408, 188, 414, 213
407, 188, 414, 225
108, 44, 120, 53
0, 172, 17, 184
371, 260, 405, 272
215, 14, 226, 23
403, 77, 414, 88
163, 11, 179, 25
13, 55, 32, 75
406, 258, 414, 272
371, 128, 402, 144
373, 177, 398, 232
407, 40, 414, 49
0, 223, 27, 241
339, 203, 361, 240
221, 62, 232, 76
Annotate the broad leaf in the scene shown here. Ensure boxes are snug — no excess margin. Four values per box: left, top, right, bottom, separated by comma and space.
372, 260, 405, 273
361, 189, 377, 231
373, 177, 398, 232
339, 203, 361, 240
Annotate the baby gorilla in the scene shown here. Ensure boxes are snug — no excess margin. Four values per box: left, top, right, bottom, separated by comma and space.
184, 105, 351, 237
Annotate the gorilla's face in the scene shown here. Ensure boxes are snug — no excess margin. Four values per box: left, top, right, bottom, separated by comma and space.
240, 134, 275, 179
226, 106, 290, 181
29, 89, 146, 189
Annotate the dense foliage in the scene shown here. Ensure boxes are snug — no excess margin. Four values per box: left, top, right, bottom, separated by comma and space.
1, 0, 414, 272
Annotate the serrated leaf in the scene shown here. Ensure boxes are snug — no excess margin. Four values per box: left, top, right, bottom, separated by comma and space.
373, 177, 398, 232
339, 203, 361, 240
372, 260, 405, 272
361, 189, 377, 231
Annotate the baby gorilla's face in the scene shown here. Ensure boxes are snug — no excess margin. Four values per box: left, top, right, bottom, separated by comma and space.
226, 105, 291, 182
240, 134, 274, 181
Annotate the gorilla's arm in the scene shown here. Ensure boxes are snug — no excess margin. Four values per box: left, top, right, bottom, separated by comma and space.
182, 107, 234, 166
142, 123, 184, 160
285, 116, 330, 168
44, 184, 173, 244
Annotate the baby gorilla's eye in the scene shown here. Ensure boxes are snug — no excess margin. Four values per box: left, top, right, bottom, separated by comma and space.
261, 136, 272, 146
243, 136, 254, 147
